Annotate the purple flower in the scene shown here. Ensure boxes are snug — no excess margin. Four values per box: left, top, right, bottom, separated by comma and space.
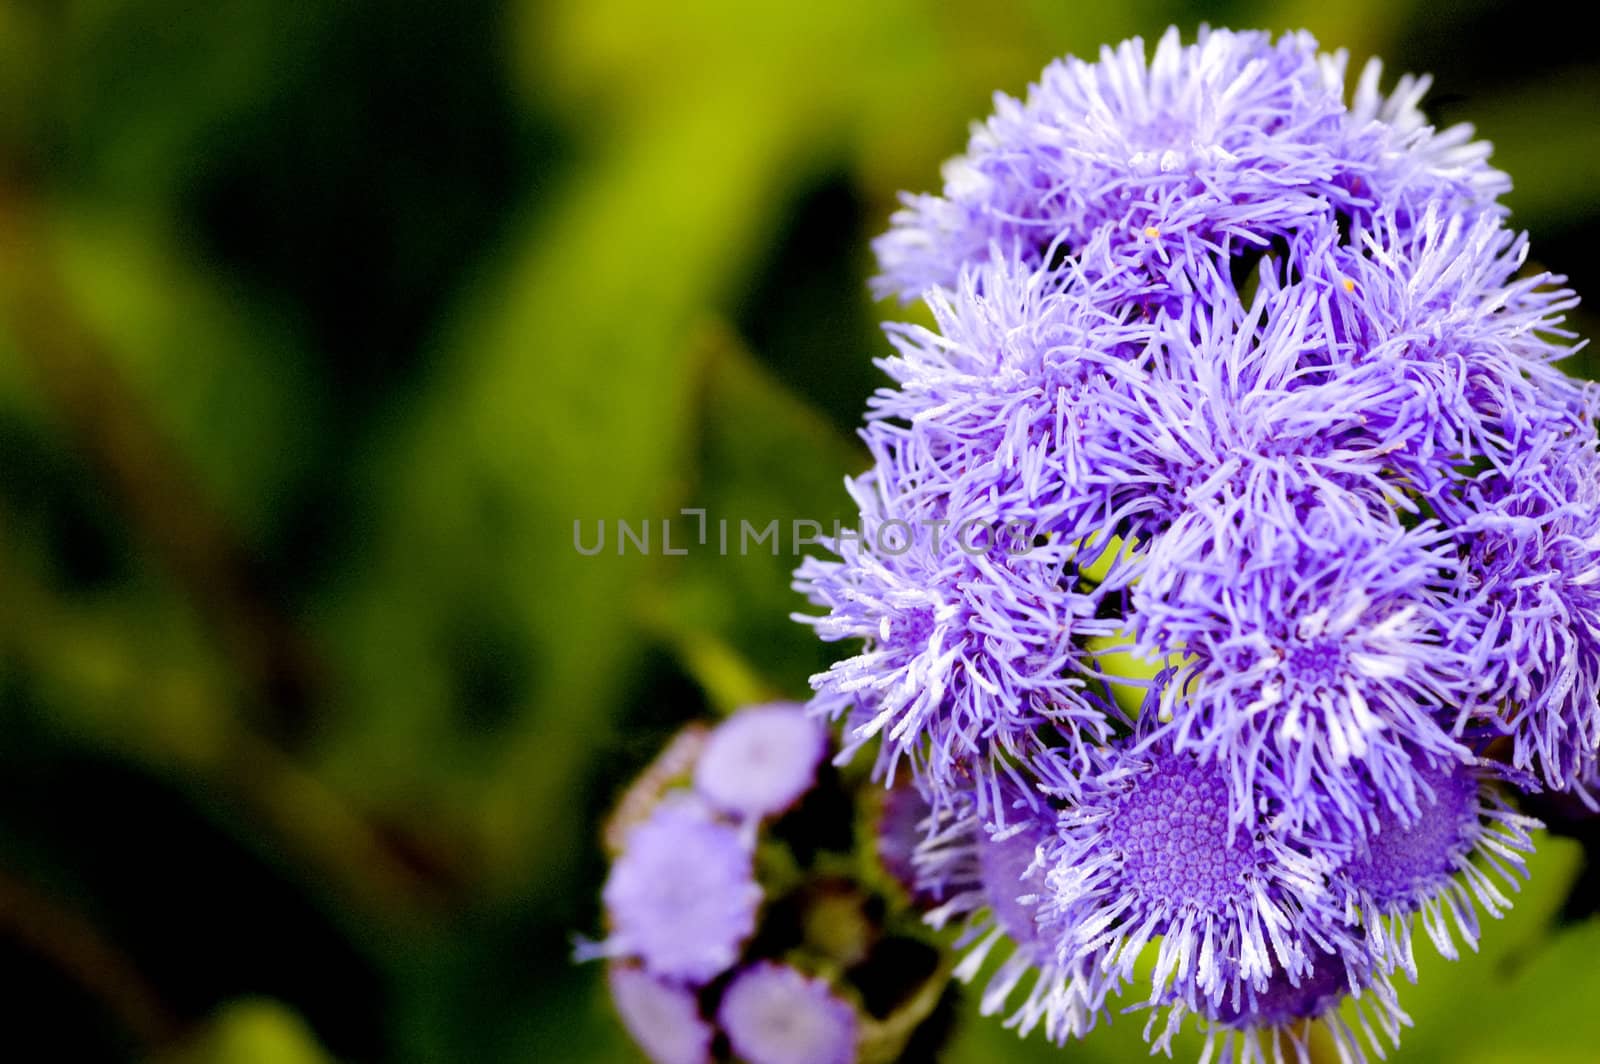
1036, 742, 1344, 1021
873, 27, 1504, 303
793, 443, 1120, 815
793, 23, 1596, 1063
606, 965, 714, 1064
717, 962, 859, 1064
873, 263, 1149, 556
596, 798, 761, 984
1335, 758, 1539, 978
1132, 499, 1471, 832
1072, 266, 1418, 539
1311, 208, 1589, 494
694, 702, 827, 820
583, 717, 957, 1061
1449, 439, 1600, 792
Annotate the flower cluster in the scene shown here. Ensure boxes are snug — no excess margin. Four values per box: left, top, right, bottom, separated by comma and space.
797, 27, 1593, 1062
581, 703, 955, 1064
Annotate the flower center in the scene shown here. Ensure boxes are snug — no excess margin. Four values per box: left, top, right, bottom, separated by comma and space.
1347, 762, 1478, 903
1285, 637, 1346, 687
1105, 754, 1258, 911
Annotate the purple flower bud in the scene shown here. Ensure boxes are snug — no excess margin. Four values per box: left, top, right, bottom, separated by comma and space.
606, 965, 713, 1064
598, 798, 761, 984
694, 702, 827, 820
717, 962, 859, 1064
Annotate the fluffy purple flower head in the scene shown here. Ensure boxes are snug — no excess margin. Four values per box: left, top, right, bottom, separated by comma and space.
597, 797, 761, 984
694, 702, 827, 820
1275, 208, 1592, 531
793, 444, 1120, 816
606, 965, 714, 1064
1335, 759, 1539, 978
1036, 741, 1344, 1023
874, 27, 1505, 303
717, 962, 859, 1064
794, 23, 1597, 1063
1448, 439, 1600, 791
1133, 498, 1471, 832
867, 248, 1165, 535
1078, 265, 1410, 540
805, 208, 1590, 825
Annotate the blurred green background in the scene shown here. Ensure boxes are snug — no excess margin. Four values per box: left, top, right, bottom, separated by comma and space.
2, 1, 1599, 1061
